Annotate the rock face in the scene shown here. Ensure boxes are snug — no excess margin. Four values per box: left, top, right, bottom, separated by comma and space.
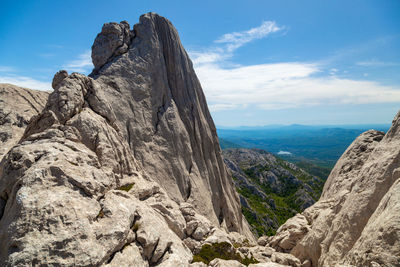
269, 114, 400, 266
88, 13, 250, 234
0, 13, 252, 266
223, 148, 324, 237
0, 84, 49, 161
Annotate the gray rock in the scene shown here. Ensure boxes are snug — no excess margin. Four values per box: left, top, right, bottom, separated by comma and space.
52, 70, 68, 89
257, 236, 270, 246
0, 12, 253, 266
209, 258, 245, 267
89, 12, 252, 239
0, 83, 49, 161
249, 263, 288, 267
92, 21, 132, 70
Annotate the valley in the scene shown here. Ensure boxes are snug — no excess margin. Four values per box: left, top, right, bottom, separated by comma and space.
223, 148, 324, 237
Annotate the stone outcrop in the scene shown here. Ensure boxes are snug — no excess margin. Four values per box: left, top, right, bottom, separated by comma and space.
0, 84, 49, 161
268, 114, 400, 266
0, 13, 253, 266
89, 13, 251, 236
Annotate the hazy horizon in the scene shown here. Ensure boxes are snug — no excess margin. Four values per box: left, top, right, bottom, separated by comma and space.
216, 122, 392, 129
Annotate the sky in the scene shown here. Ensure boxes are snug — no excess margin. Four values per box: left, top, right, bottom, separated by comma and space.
1, 0, 399, 126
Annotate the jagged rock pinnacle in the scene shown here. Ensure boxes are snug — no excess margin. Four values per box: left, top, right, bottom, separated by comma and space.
0, 13, 253, 266
91, 21, 132, 70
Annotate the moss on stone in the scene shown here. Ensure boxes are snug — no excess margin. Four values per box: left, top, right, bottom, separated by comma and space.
192, 242, 259, 265
116, 183, 134, 192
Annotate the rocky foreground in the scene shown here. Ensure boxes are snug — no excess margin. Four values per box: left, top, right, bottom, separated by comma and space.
0, 13, 399, 267
0, 84, 49, 160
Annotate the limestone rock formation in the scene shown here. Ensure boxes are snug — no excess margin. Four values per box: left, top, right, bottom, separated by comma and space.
0, 84, 49, 161
0, 13, 253, 266
89, 13, 251, 236
268, 115, 400, 266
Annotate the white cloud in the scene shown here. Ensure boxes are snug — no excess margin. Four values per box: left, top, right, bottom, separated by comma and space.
0, 76, 51, 91
63, 50, 93, 73
195, 61, 400, 111
189, 22, 400, 112
329, 68, 338, 76
190, 21, 283, 67
216, 21, 282, 52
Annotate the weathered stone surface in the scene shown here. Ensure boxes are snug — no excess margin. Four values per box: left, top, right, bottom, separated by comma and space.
0, 83, 49, 161
204, 228, 232, 245
257, 236, 270, 246
52, 70, 68, 89
249, 263, 288, 267
268, 215, 309, 252
209, 258, 245, 267
189, 262, 208, 267
105, 243, 148, 267
270, 252, 301, 267
269, 114, 400, 266
0, 12, 253, 266
92, 21, 132, 70
90, 13, 253, 239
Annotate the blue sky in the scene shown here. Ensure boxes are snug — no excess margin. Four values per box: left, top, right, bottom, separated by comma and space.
1, 0, 399, 126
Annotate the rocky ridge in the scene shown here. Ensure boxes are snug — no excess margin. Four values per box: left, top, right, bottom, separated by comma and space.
0, 13, 255, 266
223, 148, 324, 237
88, 13, 250, 234
0, 83, 309, 267
0, 84, 49, 160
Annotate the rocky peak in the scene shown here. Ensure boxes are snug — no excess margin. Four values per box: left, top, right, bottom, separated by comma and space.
0, 13, 254, 266
92, 20, 133, 70
88, 13, 249, 234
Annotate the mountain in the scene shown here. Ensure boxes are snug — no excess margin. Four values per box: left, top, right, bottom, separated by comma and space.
0, 13, 253, 266
223, 148, 324, 237
268, 112, 400, 266
0, 12, 399, 267
218, 124, 391, 169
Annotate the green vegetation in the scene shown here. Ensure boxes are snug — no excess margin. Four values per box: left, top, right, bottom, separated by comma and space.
192, 242, 258, 265
96, 208, 105, 220
280, 156, 331, 180
238, 184, 296, 236
116, 183, 134, 192
233, 155, 325, 237
132, 222, 140, 232
219, 139, 242, 149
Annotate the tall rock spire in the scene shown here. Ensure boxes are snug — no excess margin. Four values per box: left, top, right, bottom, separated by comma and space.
0, 13, 252, 266
90, 13, 250, 234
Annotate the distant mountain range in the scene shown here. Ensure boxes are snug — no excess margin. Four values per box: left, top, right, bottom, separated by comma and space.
217, 124, 391, 131
217, 124, 390, 172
